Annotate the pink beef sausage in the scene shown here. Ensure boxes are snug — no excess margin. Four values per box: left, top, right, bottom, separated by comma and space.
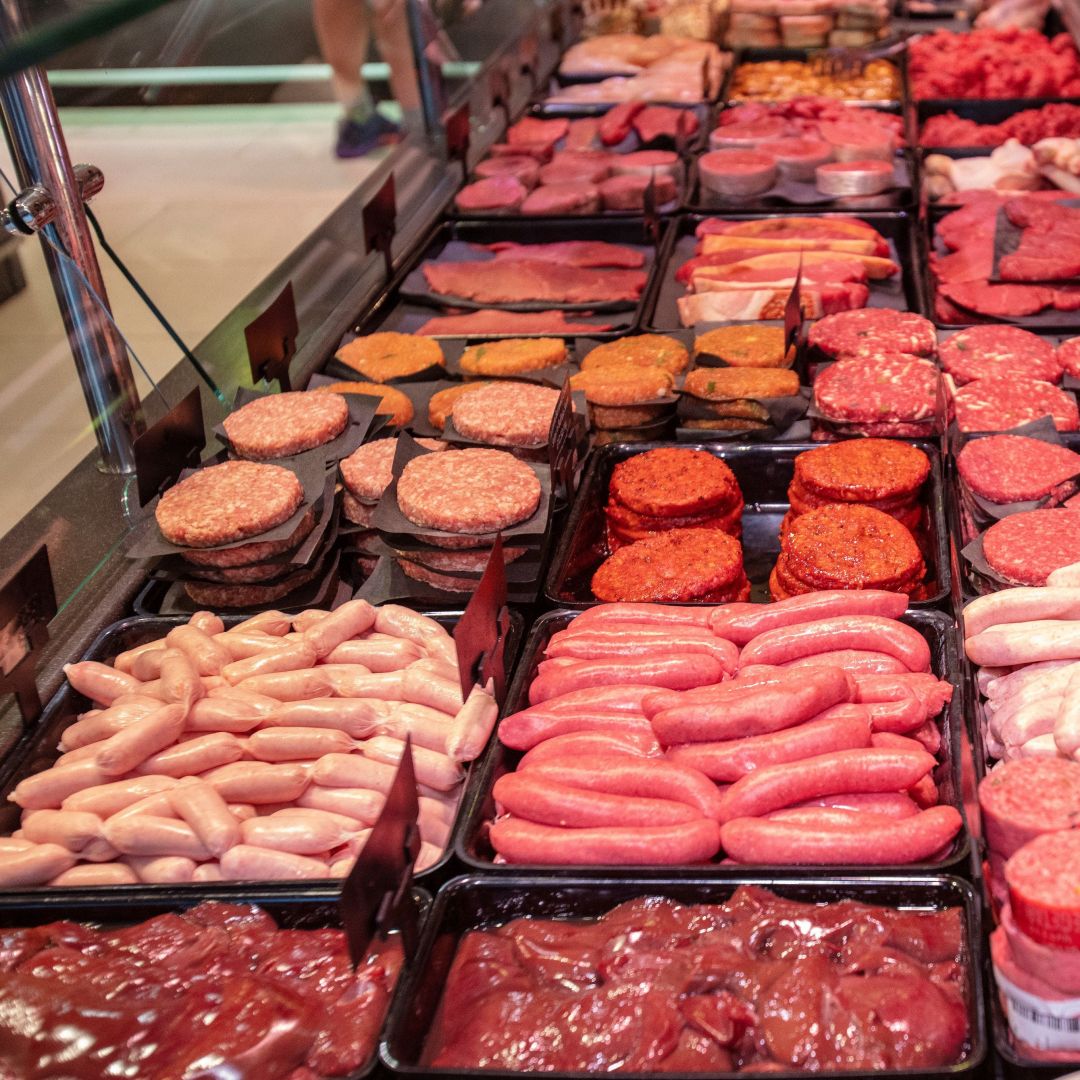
188, 612, 226, 636
489, 817, 721, 865
739, 616, 930, 673
324, 638, 422, 671
61, 776, 178, 817
362, 736, 464, 791
852, 673, 953, 715
311, 754, 398, 792
862, 688, 932, 734
103, 815, 211, 860
114, 638, 168, 675
322, 669, 404, 700
240, 809, 358, 855
94, 704, 186, 777
511, 684, 659, 717
50, 863, 139, 886
168, 779, 240, 857
136, 732, 244, 776
650, 666, 853, 745
718, 747, 937, 823
445, 686, 500, 763
246, 727, 354, 762
782, 650, 909, 675
228, 610, 291, 636
59, 700, 160, 750
20, 809, 102, 851
130, 649, 167, 681
720, 805, 962, 864
964, 589, 1080, 638
0, 844, 77, 886
518, 730, 657, 769
234, 668, 334, 700
297, 785, 385, 823
63, 661, 142, 705
493, 773, 703, 828
165, 624, 231, 676
158, 649, 204, 709
301, 598, 377, 659
545, 628, 739, 670
402, 669, 464, 714
200, 762, 310, 804
261, 698, 387, 739
212, 631, 286, 661
519, 759, 725, 820
571, 604, 714, 629
11, 759, 109, 810
710, 591, 908, 645
185, 698, 269, 733
219, 845, 329, 880
665, 707, 872, 783
498, 710, 656, 752
966, 620, 1080, 666
221, 641, 318, 685
126, 855, 196, 883
528, 655, 726, 706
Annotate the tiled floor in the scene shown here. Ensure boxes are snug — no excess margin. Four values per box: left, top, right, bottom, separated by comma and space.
0, 102, 385, 532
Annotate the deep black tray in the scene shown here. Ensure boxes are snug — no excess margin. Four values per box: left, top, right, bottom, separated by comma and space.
0, 609, 523, 889
381, 873, 988, 1079
355, 216, 670, 340
0, 884, 430, 1080
455, 605, 971, 877
646, 210, 927, 331
543, 440, 951, 610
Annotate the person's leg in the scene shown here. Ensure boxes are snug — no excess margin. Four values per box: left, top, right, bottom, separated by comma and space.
312, 0, 402, 157
371, 0, 425, 134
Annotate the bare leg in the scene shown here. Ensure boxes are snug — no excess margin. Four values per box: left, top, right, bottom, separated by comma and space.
312, 0, 373, 113
371, 0, 422, 116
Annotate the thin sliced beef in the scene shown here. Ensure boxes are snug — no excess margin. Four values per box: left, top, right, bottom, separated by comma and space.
489, 142, 554, 163
416, 309, 614, 335
454, 176, 527, 212
1055, 286, 1080, 310
999, 227, 1080, 282
565, 118, 601, 151
1005, 197, 1080, 232
932, 233, 995, 284
520, 183, 601, 215
940, 280, 1055, 317
479, 241, 645, 268
634, 105, 699, 146
507, 116, 569, 151
599, 172, 677, 210
599, 101, 645, 146
423, 259, 646, 304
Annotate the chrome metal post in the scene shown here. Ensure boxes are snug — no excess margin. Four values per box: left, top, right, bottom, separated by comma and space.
0, 1, 144, 474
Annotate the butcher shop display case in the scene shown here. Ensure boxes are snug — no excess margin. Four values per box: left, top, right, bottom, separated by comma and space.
3, 1, 1080, 1075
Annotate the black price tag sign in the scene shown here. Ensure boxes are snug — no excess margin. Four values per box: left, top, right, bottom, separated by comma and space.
643, 171, 660, 245
363, 174, 397, 281
133, 386, 205, 507
548, 378, 578, 501
453, 535, 510, 704
445, 102, 470, 164
519, 33, 539, 76
0, 545, 57, 725
784, 258, 804, 358
340, 734, 421, 967
675, 110, 692, 156
245, 282, 298, 391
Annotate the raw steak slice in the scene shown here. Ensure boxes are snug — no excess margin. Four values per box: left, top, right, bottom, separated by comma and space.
634, 105, 699, 146
565, 117, 601, 151
506, 116, 569, 151
489, 141, 554, 163
599, 172, 678, 210
599, 101, 645, 146
1054, 286, 1080, 310
475, 155, 540, 187
677, 283, 868, 324
479, 241, 645, 268
538, 155, 612, 184
455, 176, 527, 212
520, 183, 601, 215
423, 260, 646, 304
416, 309, 614, 335
940, 281, 1054, 318
1005, 197, 1080, 232
999, 230, 1080, 282
932, 238, 994, 284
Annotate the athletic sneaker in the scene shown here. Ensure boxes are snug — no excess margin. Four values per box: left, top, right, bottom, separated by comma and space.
335, 112, 402, 158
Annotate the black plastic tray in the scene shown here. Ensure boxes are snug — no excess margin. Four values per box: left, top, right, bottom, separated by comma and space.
0, 884, 429, 1080
456, 604, 970, 877
0, 609, 523, 889
646, 210, 927, 331
543, 440, 951, 610
355, 216, 670, 340
381, 873, 988, 1079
